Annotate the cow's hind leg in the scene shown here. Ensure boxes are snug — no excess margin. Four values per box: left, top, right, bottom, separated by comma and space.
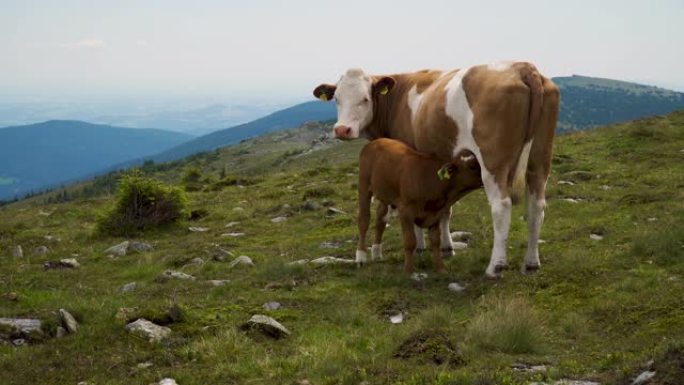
413, 225, 426, 256
372, 203, 389, 260
482, 169, 512, 279
522, 80, 559, 274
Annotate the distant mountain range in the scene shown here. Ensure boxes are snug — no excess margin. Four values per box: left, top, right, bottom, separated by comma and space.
2, 74, 684, 202
0, 121, 192, 200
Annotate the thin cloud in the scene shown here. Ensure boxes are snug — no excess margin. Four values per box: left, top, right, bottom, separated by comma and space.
64, 38, 106, 49
134, 40, 148, 47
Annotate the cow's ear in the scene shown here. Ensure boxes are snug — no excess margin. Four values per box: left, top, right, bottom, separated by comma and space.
313, 84, 336, 101
373, 76, 395, 96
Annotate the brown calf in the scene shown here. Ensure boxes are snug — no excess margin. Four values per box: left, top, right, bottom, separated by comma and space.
356, 138, 482, 273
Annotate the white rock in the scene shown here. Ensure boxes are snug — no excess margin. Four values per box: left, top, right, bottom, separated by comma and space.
184, 257, 205, 267
126, 318, 171, 343
207, 279, 230, 287
137, 361, 153, 369
0, 318, 43, 338
452, 241, 468, 250
319, 242, 341, 249
243, 314, 291, 338
233, 207, 244, 212
271, 216, 287, 223
563, 198, 581, 204
163, 270, 195, 280
590, 234, 604, 241
59, 258, 80, 268
647, 217, 657, 222
221, 232, 245, 237
310, 256, 355, 265
188, 227, 210, 232
262, 301, 282, 310
38, 210, 52, 216
158, 379, 178, 385
631, 370, 656, 385
229, 255, 254, 268
121, 282, 137, 293
538, 239, 548, 244
224, 221, 240, 228
55, 326, 66, 338
59, 309, 79, 334
450, 231, 473, 242
128, 241, 153, 253
558, 180, 576, 186
410, 272, 428, 282
327, 207, 346, 215
11, 245, 23, 258
448, 282, 465, 292
389, 312, 404, 324
600, 185, 611, 190
287, 259, 310, 266
105, 241, 130, 257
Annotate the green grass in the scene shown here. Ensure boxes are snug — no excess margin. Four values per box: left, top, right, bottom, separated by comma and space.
1, 111, 684, 384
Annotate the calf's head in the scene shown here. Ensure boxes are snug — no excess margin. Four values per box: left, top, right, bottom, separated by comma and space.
438, 151, 482, 188
313, 68, 395, 140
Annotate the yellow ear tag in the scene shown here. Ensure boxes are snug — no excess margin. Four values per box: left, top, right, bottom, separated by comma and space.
319, 94, 328, 101
437, 166, 451, 181
379, 86, 389, 95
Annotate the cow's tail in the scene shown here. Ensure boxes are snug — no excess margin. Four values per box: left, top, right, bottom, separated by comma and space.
510, 63, 544, 204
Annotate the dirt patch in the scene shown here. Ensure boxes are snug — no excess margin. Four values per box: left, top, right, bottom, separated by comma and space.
651, 342, 684, 385
394, 331, 465, 366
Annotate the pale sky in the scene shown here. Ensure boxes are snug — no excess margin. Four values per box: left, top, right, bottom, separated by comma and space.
1, 0, 683, 103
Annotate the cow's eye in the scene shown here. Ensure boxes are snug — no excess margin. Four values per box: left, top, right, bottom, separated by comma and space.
363, 97, 369, 103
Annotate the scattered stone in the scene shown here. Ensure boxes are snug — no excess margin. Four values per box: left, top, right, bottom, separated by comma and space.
33, 246, 49, 256
43, 259, 80, 270
390, 312, 404, 324
184, 257, 205, 267
128, 241, 153, 253
158, 378, 178, 385
452, 241, 468, 250
241, 314, 291, 339
225, 221, 240, 228
538, 239, 548, 244
105, 241, 130, 257
126, 319, 171, 343
211, 248, 234, 261
631, 370, 656, 385
321, 199, 335, 207
137, 361, 153, 369
558, 180, 576, 186
232, 207, 244, 212
38, 209, 52, 216
564, 170, 594, 181
562, 198, 581, 204
512, 363, 548, 373
600, 185, 611, 190
319, 241, 341, 249
188, 226, 210, 232
2, 292, 18, 301
450, 231, 472, 242
448, 282, 465, 293
11, 245, 23, 258
0, 318, 43, 339
295, 380, 312, 385
647, 217, 657, 222
121, 282, 137, 293
59, 309, 79, 334
221, 232, 245, 237
162, 270, 195, 280
12, 338, 26, 346
590, 233, 604, 241
55, 326, 66, 338
326, 207, 346, 215
207, 279, 230, 287
228, 255, 254, 268
300, 200, 321, 211
271, 216, 287, 223
310, 256, 355, 265
286, 259, 310, 266
262, 301, 282, 310
44, 235, 56, 241
530, 381, 600, 385
411, 272, 428, 282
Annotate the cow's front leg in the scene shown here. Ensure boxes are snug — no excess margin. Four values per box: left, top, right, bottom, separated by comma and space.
439, 207, 455, 258
483, 171, 512, 279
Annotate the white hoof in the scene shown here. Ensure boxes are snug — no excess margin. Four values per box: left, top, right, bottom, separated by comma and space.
371, 244, 383, 260
355, 249, 368, 267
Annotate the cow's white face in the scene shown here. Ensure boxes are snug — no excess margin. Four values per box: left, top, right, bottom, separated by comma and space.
314, 68, 395, 140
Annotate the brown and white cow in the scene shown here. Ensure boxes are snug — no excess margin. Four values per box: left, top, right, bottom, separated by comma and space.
313, 62, 560, 278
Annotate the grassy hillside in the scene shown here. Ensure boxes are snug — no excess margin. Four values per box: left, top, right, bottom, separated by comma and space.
553, 75, 684, 131
0, 120, 193, 201
1, 112, 683, 384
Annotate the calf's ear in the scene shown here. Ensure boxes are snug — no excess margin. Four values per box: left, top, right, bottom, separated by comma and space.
437, 163, 457, 181
373, 76, 396, 96
313, 84, 336, 101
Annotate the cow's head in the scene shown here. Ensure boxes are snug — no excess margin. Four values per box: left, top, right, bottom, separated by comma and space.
313, 68, 395, 140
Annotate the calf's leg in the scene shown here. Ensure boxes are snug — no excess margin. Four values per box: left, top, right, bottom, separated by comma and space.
372, 203, 389, 260
429, 225, 446, 273
399, 213, 417, 274
413, 225, 426, 256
